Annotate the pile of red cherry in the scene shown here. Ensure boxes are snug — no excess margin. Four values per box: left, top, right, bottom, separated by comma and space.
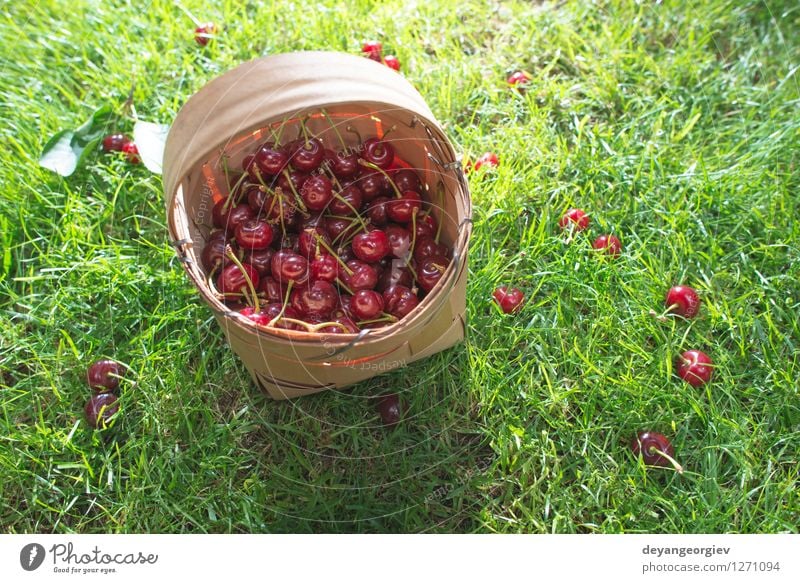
361, 40, 400, 71
202, 122, 451, 335
84, 359, 126, 429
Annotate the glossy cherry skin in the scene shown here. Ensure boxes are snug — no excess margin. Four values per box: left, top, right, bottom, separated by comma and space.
323, 148, 359, 178
310, 254, 339, 283
393, 168, 421, 193
239, 306, 271, 326
122, 141, 140, 164
362, 40, 383, 56
416, 254, 449, 292
318, 316, 360, 334
632, 431, 675, 469
342, 260, 378, 291
383, 285, 419, 318
507, 70, 532, 87
87, 359, 125, 392
377, 259, 413, 292
102, 134, 130, 152
212, 200, 254, 231
414, 212, 437, 240
291, 280, 339, 318
300, 174, 333, 211
194, 22, 217, 46
665, 286, 701, 318
383, 55, 400, 71
217, 263, 260, 295
235, 219, 274, 250
298, 227, 330, 260
84, 393, 119, 429
201, 236, 230, 271
352, 230, 391, 263
291, 138, 324, 172
366, 197, 390, 226
357, 171, 388, 200
330, 184, 363, 216
413, 236, 448, 262
362, 137, 395, 169
558, 208, 590, 232
350, 289, 385, 320
255, 142, 289, 175
261, 303, 303, 330
592, 234, 622, 257
387, 191, 422, 223
473, 152, 499, 171
384, 224, 412, 259
258, 276, 284, 303
260, 193, 297, 225
493, 286, 524, 314
677, 350, 713, 387
270, 251, 309, 286
376, 394, 402, 427
243, 248, 275, 276
325, 216, 359, 242
277, 169, 309, 193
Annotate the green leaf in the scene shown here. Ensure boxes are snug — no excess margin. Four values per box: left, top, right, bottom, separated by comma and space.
38, 105, 116, 177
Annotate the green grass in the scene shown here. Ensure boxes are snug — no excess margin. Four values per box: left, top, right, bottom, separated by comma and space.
1, 0, 798, 533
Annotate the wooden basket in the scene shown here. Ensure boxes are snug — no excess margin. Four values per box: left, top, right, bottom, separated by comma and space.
163, 51, 472, 399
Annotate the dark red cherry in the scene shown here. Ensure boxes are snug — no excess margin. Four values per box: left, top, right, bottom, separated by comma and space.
235, 219, 274, 250
122, 141, 140, 164
352, 230, 391, 263
665, 286, 701, 318
291, 280, 339, 318
393, 169, 421, 193
194, 22, 217, 46
325, 216, 360, 243
201, 236, 230, 271
246, 186, 269, 213
290, 138, 324, 172
87, 359, 125, 392
84, 393, 119, 429
413, 236, 448, 261
310, 254, 339, 283
278, 170, 309, 193
336, 294, 354, 318
376, 394, 402, 427
213, 200, 254, 231
258, 276, 284, 303
341, 260, 378, 291
255, 142, 289, 175
350, 289, 385, 320
492, 286, 524, 314
377, 259, 413, 292
277, 232, 300, 252
362, 137, 394, 169
361, 40, 383, 57
300, 175, 333, 212
298, 227, 330, 260
383, 285, 420, 318
383, 55, 400, 71
384, 224, 412, 259
677, 350, 713, 387
330, 184, 363, 216
102, 134, 130, 152
414, 212, 437, 240
558, 208, 590, 232
632, 431, 681, 472
357, 171, 388, 200
261, 303, 303, 330
270, 251, 309, 286
243, 248, 275, 276
217, 263, 260, 295
387, 191, 422, 223
366, 197, 390, 226
323, 148, 359, 178
416, 254, 449, 292
239, 306, 271, 326
318, 316, 359, 334
592, 234, 622, 257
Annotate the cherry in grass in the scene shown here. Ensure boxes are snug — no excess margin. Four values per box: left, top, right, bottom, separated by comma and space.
631, 431, 683, 473
383, 55, 400, 71
665, 286, 701, 318
676, 350, 713, 387
473, 152, 499, 172
85, 393, 120, 429
376, 394, 403, 427
558, 208, 590, 232
122, 141, 140, 164
493, 286, 524, 314
87, 359, 125, 393
194, 22, 218, 46
592, 235, 622, 257
102, 134, 130, 153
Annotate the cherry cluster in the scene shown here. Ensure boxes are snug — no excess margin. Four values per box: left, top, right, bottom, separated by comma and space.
202, 123, 452, 335
84, 359, 125, 429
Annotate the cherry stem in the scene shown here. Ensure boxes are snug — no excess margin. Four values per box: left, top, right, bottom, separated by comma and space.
410, 208, 418, 257
206, 263, 221, 294
332, 192, 368, 230
335, 278, 355, 296
379, 124, 397, 141
277, 317, 351, 334
650, 446, 684, 474
314, 234, 354, 276
280, 170, 309, 213
267, 280, 295, 327
358, 159, 402, 198
226, 248, 260, 314
357, 313, 398, 326
346, 125, 362, 148
321, 109, 347, 150
648, 309, 669, 323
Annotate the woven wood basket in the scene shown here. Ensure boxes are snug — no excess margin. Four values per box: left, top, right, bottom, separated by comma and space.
163, 51, 472, 399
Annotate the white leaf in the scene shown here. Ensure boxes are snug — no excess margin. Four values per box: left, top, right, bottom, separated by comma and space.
133, 120, 170, 174
39, 131, 77, 176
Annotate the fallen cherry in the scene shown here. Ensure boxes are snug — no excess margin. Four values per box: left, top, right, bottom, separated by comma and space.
84, 393, 119, 429
87, 359, 125, 393
384, 55, 400, 71
676, 350, 713, 387
665, 286, 701, 318
558, 208, 590, 232
376, 393, 403, 427
592, 234, 622, 257
493, 286, 524, 314
473, 152, 499, 171
507, 70, 532, 88
102, 134, 130, 152
194, 22, 218, 46
631, 431, 683, 473
122, 141, 140, 164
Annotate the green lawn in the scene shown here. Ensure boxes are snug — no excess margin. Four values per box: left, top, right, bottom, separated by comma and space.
1, 0, 798, 533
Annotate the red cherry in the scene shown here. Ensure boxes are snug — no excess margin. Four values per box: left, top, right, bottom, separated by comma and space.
300, 175, 333, 212
592, 234, 622, 257
384, 224, 412, 259
217, 263, 260, 295
362, 137, 395, 169
558, 208, 590, 232
361, 40, 383, 56
318, 316, 360, 334
326, 216, 359, 242
84, 393, 120, 429
416, 254, 449, 292
323, 149, 359, 178
393, 169, 421, 193
87, 359, 125, 392
277, 169, 309, 193
665, 286, 701, 318
329, 184, 363, 216
384, 55, 400, 71
387, 191, 422, 223
122, 141, 140, 164
414, 212, 437, 240
677, 350, 713, 387
290, 138, 324, 172
350, 289, 385, 320
413, 236, 448, 262
212, 200, 254, 231
473, 152, 499, 171
507, 70, 532, 87
357, 171, 389, 200
261, 303, 303, 330
235, 219, 274, 250
291, 280, 339, 318
492, 286, 524, 314
258, 276, 284, 303
243, 248, 275, 276
383, 285, 420, 318
102, 134, 130, 152
341, 260, 378, 291
254, 142, 289, 175
376, 394, 403, 427
239, 306, 270, 326
310, 254, 339, 283
201, 236, 230, 271
632, 431, 681, 472
194, 22, 217, 46
298, 227, 330, 260
270, 251, 309, 286
377, 259, 413, 292
366, 197, 390, 226
352, 230, 391, 263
